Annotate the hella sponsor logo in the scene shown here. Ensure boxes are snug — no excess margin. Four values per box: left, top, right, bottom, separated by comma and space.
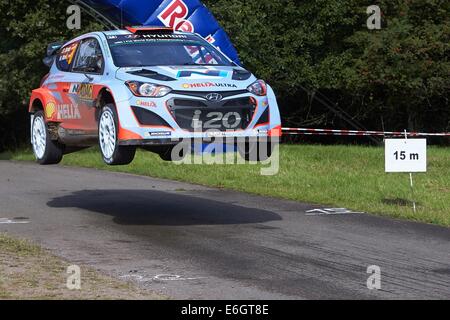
57, 104, 81, 120
182, 82, 238, 89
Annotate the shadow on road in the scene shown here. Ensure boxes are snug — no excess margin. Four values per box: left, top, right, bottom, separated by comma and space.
47, 189, 282, 226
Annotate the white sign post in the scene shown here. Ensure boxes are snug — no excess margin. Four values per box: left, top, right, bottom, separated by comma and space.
385, 133, 427, 213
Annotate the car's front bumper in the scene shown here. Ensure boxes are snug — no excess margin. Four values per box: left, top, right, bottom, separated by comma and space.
115, 86, 282, 146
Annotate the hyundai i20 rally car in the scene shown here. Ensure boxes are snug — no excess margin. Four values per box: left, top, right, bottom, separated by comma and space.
29, 27, 282, 165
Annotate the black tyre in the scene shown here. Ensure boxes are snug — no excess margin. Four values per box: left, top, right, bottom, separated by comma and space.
158, 144, 188, 161
98, 104, 136, 165
237, 138, 276, 162
31, 111, 63, 165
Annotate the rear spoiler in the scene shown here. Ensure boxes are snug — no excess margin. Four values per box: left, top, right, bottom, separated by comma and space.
43, 41, 65, 68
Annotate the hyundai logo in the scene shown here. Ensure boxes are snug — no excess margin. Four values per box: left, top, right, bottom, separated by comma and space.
205, 93, 223, 102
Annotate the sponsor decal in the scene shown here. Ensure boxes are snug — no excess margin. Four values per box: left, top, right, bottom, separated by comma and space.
57, 104, 81, 120
59, 42, 78, 64
149, 131, 172, 137
182, 82, 238, 89
206, 131, 229, 137
78, 84, 94, 100
69, 83, 94, 100
257, 129, 269, 135
45, 102, 56, 119
141, 34, 187, 39
176, 70, 228, 78
107, 34, 189, 47
69, 83, 79, 94
136, 100, 157, 108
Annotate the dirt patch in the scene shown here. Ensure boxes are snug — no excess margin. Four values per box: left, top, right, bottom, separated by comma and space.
0, 234, 166, 300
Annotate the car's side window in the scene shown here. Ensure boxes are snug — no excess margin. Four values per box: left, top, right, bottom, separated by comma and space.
56, 42, 79, 72
72, 38, 104, 74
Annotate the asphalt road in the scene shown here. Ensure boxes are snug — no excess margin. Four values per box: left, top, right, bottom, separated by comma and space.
0, 161, 449, 299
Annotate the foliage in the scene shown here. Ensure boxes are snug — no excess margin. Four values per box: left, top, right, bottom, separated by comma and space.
0, 0, 102, 151
0, 0, 448, 150
206, 0, 449, 132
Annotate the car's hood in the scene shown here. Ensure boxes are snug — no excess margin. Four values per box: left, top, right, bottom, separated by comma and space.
115, 65, 257, 91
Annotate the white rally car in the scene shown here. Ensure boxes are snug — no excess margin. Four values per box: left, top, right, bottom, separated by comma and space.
29, 27, 282, 165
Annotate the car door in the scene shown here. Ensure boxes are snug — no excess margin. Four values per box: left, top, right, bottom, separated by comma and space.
62, 37, 105, 134
44, 41, 80, 129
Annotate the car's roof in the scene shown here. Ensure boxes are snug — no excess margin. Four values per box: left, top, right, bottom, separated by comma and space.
102, 29, 194, 37
61, 29, 199, 48
102, 30, 132, 36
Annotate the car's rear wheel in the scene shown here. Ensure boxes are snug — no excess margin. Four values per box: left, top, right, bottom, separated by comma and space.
31, 111, 63, 165
99, 104, 136, 165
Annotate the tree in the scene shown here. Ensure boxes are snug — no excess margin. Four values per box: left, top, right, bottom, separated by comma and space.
0, 0, 448, 151
0, 0, 102, 151
205, 0, 449, 133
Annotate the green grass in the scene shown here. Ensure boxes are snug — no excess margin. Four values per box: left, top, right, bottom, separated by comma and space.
0, 233, 165, 299
6, 144, 450, 227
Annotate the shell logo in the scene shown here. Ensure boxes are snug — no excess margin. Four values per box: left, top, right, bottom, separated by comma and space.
45, 102, 56, 119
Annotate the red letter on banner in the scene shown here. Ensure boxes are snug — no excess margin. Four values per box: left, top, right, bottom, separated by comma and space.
158, 0, 188, 28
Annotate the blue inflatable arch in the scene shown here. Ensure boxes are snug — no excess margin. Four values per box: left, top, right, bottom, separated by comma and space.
73, 0, 241, 65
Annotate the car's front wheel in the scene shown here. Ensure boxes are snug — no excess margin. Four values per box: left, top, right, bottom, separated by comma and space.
237, 138, 276, 162
98, 104, 136, 165
31, 111, 63, 165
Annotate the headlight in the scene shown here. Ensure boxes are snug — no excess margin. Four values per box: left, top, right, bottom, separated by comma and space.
247, 80, 267, 96
126, 81, 172, 98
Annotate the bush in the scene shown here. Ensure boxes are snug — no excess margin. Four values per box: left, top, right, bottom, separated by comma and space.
0, 0, 448, 151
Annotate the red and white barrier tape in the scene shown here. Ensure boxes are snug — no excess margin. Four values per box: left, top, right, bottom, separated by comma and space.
282, 127, 450, 137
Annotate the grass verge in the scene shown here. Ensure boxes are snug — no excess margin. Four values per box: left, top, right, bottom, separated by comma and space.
4, 144, 450, 227
0, 233, 165, 300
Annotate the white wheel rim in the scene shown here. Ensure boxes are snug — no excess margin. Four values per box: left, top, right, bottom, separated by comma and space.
32, 116, 47, 159
99, 110, 116, 159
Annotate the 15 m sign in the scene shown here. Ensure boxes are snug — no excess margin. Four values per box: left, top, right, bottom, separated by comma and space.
385, 139, 427, 173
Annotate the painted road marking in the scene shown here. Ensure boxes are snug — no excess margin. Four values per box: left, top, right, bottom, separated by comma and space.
120, 273, 204, 282
0, 217, 30, 224
306, 208, 365, 216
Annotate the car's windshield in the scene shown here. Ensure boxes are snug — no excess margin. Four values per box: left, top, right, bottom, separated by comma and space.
106, 33, 233, 68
